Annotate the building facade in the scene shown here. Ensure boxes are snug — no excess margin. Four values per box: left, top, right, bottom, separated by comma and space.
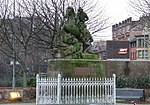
92, 41, 106, 60
106, 41, 129, 60
112, 16, 150, 60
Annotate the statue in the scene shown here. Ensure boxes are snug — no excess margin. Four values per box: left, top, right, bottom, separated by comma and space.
77, 7, 89, 26
58, 6, 93, 58
76, 7, 93, 51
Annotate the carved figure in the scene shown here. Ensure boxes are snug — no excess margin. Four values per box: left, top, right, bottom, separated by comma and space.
60, 6, 93, 58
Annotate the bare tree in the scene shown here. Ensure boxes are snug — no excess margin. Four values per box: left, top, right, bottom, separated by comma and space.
129, 0, 150, 27
21, 0, 110, 55
79, 0, 110, 34
129, 0, 150, 41
0, 0, 39, 87
0, 0, 110, 86
129, 0, 150, 17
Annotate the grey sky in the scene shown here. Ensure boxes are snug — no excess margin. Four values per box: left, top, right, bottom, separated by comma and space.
9, 0, 138, 41
93, 0, 138, 41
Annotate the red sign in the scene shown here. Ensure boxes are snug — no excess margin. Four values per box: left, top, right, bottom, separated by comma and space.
118, 48, 128, 54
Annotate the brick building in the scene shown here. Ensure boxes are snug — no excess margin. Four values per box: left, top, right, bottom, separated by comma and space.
112, 16, 150, 60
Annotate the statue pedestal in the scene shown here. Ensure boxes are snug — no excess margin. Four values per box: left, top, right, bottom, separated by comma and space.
48, 59, 105, 77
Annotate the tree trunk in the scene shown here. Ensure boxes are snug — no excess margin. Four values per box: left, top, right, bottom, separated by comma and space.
23, 70, 27, 87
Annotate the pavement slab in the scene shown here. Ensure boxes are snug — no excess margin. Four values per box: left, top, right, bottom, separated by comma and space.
1, 103, 150, 105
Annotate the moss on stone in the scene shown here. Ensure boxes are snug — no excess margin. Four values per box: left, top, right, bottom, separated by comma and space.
48, 59, 105, 77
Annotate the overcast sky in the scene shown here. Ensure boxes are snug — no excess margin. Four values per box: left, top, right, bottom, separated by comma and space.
9, 0, 138, 41
93, 0, 139, 41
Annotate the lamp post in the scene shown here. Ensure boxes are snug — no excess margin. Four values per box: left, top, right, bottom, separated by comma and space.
56, 52, 61, 74
12, 0, 16, 90
10, 59, 16, 90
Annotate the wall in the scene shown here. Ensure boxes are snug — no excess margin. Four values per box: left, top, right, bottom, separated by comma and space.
48, 59, 105, 77
48, 59, 150, 78
105, 61, 150, 77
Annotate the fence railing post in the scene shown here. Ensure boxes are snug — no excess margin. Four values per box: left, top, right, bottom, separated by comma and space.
36, 74, 39, 105
36, 73, 116, 105
113, 74, 116, 104
57, 74, 61, 104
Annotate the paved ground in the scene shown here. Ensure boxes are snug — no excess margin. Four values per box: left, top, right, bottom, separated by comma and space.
0, 103, 35, 105
1, 103, 150, 105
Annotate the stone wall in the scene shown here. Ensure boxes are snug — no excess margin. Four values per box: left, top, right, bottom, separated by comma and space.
105, 61, 150, 77
0, 88, 35, 103
48, 59, 105, 77
48, 59, 150, 78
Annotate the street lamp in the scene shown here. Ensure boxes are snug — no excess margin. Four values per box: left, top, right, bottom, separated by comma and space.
12, 0, 15, 90
56, 52, 61, 74
10, 60, 19, 89
10, 33, 16, 90
10, 60, 16, 90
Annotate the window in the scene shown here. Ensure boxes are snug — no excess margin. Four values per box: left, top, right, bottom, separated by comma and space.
131, 42, 136, 48
144, 38, 148, 48
137, 39, 141, 47
137, 38, 148, 48
143, 50, 148, 58
137, 35, 148, 48
138, 50, 142, 58
137, 50, 148, 58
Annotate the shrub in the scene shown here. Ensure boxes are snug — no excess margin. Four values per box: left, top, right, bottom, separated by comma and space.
136, 76, 150, 89
27, 77, 36, 87
15, 76, 36, 87
116, 76, 150, 89
116, 77, 135, 88
16, 79, 23, 87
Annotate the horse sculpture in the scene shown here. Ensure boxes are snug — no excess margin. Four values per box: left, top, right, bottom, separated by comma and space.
60, 6, 93, 58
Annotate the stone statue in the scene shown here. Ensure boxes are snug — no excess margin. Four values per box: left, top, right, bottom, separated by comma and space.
76, 7, 93, 51
59, 6, 93, 58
